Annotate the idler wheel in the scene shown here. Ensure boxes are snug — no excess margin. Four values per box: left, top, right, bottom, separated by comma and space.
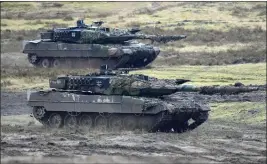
95, 115, 108, 131
79, 114, 93, 131
123, 115, 138, 131
32, 107, 45, 119
40, 58, 51, 68
28, 54, 38, 64
64, 115, 77, 130
109, 115, 123, 132
48, 113, 63, 128
188, 111, 209, 131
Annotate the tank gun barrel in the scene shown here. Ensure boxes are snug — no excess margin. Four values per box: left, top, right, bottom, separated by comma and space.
139, 34, 187, 43
173, 84, 261, 95
99, 34, 186, 44
198, 85, 261, 95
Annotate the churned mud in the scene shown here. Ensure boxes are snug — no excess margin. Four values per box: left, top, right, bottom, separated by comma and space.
1, 90, 266, 163
1, 117, 266, 164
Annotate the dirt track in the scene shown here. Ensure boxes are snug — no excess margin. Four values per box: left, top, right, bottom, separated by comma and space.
1, 90, 266, 163
1, 120, 266, 164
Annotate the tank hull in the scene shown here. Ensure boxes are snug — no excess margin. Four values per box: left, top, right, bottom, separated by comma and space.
23, 40, 159, 69
27, 90, 210, 132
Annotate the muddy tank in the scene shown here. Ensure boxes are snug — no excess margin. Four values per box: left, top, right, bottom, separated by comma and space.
22, 20, 186, 69
27, 66, 209, 133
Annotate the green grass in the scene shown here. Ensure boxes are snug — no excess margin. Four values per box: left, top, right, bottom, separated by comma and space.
210, 102, 266, 125
133, 63, 266, 86
1, 2, 265, 31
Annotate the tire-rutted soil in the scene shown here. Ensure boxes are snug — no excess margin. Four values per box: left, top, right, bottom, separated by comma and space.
1, 90, 266, 163
1, 118, 266, 164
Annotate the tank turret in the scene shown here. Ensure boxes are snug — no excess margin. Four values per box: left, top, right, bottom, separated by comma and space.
40, 20, 186, 44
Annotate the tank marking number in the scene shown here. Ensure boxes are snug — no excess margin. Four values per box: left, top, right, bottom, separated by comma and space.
92, 96, 120, 104
61, 93, 119, 104
96, 81, 102, 87
94, 97, 113, 103
62, 93, 80, 102
71, 32, 76, 37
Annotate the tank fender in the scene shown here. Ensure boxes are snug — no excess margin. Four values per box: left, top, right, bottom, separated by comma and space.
22, 40, 41, 53
27, 90, 52, 107
38, 90, 53, 95
142, 101, 168, 114
27, 90, 53, 101
196, 103, 211, 112
28, 40, 42, 44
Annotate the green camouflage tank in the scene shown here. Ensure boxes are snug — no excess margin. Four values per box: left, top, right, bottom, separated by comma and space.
23, 20, 186, 69
27, 65, 261, 133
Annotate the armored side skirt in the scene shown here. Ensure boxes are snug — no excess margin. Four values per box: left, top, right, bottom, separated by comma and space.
27, 90, 210, 132
23, 41, 158, 68
27, 91, 163, 114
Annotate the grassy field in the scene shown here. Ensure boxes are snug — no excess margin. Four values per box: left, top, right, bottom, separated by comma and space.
210, 102, 266, 125
1, 2, 266, 65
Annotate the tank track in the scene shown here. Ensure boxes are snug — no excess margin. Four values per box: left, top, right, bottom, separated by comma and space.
150, 111, 173, 132
32, 106, 208, 133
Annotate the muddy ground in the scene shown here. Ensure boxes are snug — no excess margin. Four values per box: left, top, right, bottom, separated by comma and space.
1, 90, 266, 163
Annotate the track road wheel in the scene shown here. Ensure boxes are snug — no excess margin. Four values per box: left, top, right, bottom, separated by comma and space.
95, 115, 108, 131
64, 115, 78, 130
123, 115, 138, 131
40, 58, 50, 68
109, 115, 123, 132
52, 59, 61, 68
79, 114, 93, 131
32, 107, 46, 119
48, 113, 63, 128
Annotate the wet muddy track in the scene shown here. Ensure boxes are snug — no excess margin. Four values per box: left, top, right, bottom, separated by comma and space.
1, 121, 266, 163
1, 90, 266, 163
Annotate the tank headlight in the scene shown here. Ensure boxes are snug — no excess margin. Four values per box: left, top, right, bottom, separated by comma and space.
122, 48, 133, 55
